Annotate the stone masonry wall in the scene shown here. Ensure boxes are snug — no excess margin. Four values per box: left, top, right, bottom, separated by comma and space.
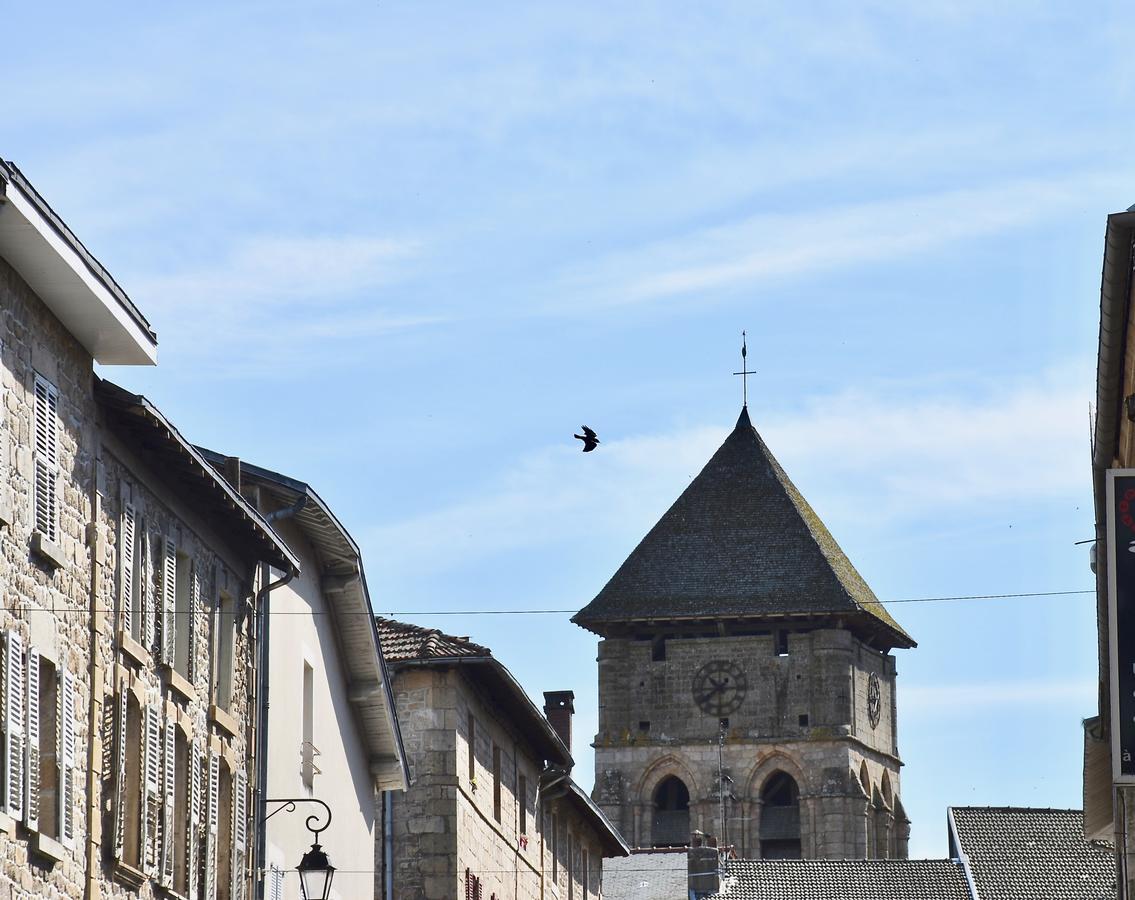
593, 626, 905, 859
0, 255, 98, 900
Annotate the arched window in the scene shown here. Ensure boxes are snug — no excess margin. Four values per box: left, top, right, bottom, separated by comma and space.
651, 776, 690, 848
759, 771, 801, 859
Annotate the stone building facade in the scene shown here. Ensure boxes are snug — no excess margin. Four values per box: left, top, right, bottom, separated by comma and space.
575, 407, 914, 860
0, 158, 299, 900
376, 619, 628, 900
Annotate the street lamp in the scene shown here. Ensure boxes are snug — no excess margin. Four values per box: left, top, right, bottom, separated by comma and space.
266, 798, 335, 900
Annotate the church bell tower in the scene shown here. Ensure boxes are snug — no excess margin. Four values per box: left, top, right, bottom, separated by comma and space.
573, 406, 915, 859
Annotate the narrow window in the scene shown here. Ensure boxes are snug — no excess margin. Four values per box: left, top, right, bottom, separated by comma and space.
798, 714, 809, 727
651, 637, 666, 662
638, 721, 650, 732
217, 766, 233, 900
216, 593, 235, 710
492, 744, 502, 822
32, 374, 59, 543
552, 814, 558, 879
518, 774, 527, 834
172, 729, 189, 895
467, 713, 476, 785
174, 551, 191, 678
567, 832, 575, 900
581, 846, 588, 900
35, 654, 59, 838
776, 630, 789, 656
302, 662, 315, 788
123, 693, 143, 868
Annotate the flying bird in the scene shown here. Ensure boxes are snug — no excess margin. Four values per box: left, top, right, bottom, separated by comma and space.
574, 425, 599, 452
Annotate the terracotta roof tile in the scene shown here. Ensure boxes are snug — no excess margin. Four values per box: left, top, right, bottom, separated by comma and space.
375, 617, 492, 663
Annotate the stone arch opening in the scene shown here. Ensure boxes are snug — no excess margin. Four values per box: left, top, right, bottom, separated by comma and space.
880, 772, 893, 807
652, 776, 690, 848
859, 761, 871, 798
759, 771, 801, 859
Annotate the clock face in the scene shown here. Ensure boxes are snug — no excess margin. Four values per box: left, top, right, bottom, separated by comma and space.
867, 673, 882, 729
692, 660, 747, 716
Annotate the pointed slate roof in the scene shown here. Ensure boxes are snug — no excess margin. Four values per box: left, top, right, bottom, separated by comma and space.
573, 407, 914, 648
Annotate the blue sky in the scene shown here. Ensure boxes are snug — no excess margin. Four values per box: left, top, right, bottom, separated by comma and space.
6, 0, 1133, 858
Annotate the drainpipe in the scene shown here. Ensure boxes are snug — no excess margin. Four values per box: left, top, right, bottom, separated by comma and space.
84, 454, 106, 900
250, 492, 303, 900
384, 792, 394, 900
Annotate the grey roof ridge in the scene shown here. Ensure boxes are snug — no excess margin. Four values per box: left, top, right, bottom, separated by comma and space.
950, 805, 1086, 814
96, 379, 300, 573
743, 411, 913, 645
0, 159, 156, 343
382, 622, 573, 768
562, 777, 631, 857
194, 447, 410, 791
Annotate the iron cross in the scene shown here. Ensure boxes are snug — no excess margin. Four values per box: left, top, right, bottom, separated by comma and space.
732, 330, 756, 408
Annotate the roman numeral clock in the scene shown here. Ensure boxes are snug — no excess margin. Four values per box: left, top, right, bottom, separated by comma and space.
692, 660, 748, 716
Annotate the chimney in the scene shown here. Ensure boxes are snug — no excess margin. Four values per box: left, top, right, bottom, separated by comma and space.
688, 831, 721, 899
543, 690, 575, 753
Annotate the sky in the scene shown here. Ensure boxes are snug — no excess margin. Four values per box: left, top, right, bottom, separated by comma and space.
5, 0, 1133, 859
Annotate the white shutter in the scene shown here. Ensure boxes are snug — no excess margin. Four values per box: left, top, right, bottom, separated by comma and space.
187, 741, 201, 900
188, 563, 202, 685
24, 647, 40, 831
143, 704, 161, 874
269, 865, 284, 900
111, 689, 128, 860
161, 536, 177, 665
204, 752, 220, 900
120, 500, 136, 636
160, 719, 176, 887
4, 631, 25, 821
33, 375, 59, 542
142, 531, 156, 653
59, 671, 76, 846
232, 768, 247, 900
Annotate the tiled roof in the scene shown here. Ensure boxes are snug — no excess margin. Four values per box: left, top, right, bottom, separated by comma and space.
375, 617, 492, 663
603, 852, 688, 900
709, 859, 971, 900
949, 807, 1116, 900
573, 407, 913, 649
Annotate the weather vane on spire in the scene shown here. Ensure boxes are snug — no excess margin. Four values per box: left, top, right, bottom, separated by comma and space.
733, 330, 756, 408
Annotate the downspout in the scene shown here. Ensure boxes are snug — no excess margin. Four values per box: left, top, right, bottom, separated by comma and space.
384, 791, 394, 900
251, 496, 304, 900
252, 561, 295, 900
84, 453, 106, 900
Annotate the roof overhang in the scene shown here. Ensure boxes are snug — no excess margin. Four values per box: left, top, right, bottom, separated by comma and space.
0, 161, 157, 365
96, 380, 299, 573
556, 777, 631, 858
393, 654, 573, 768
195, 450, 410, 792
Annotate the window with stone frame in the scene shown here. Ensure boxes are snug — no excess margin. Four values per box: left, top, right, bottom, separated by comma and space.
216, 591, 236, 711
32, 372, 59, 544
467, 712, 476, 786
518, 773, 527, 835
492, 744, 502, 822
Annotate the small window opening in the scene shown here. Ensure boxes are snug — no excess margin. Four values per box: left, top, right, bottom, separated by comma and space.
798, 714, 809, 727
492, 744, 502, 822
638, 721, 650, 732
518, 774, 527, 834
651, 638, 666, 662
776, 630, 789, 656
719, 717, 729, 731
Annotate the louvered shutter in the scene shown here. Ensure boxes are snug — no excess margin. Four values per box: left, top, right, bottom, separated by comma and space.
111, 689, 128, 860
24, 647, 40, 831
33, 375, 58, 543
269, 864, 284, 900
160, 718, 176, 886
187, 741, 201, 900
232, 768, 247, 900
188, 563, 202, 685
4, 631, 25, 821
143, 704, 161, 874
59, 672, 76, 846
142, 532, 156, 653
161, 537, 177, 666
120, 500, 136, 636
204, 752, 219, 900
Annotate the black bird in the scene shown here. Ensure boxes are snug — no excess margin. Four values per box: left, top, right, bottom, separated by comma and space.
574, 425, 600, 452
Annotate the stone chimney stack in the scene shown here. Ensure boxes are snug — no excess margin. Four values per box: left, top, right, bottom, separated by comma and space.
688, 831, 721, 899
543, 690, 575, 753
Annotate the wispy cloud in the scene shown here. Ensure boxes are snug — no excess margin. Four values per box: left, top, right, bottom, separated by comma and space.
369, 364, 1089, 577
122, 233, 445, 375
558, 173, 1117, 310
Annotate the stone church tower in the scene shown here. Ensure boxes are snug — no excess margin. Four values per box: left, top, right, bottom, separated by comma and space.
573, 407, 915, 859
